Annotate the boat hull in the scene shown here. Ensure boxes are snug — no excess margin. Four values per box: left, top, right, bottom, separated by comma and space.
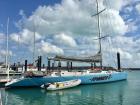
5, 71, 127, 87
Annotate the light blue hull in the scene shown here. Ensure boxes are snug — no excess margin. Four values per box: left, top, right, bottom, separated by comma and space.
6, 72, 127, 87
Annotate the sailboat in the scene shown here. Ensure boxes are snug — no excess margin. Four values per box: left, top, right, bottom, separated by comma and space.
0, 18, 11, 84
5, 0, 127, 87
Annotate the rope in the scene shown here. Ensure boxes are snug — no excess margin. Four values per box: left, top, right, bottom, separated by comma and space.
107, 37, 117, 68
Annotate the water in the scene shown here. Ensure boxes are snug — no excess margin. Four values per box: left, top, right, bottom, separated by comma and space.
0, 71, 140, 105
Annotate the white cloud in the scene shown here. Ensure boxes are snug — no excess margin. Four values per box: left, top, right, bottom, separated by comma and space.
100, 9, 127, 35
19, 0, 127, 37
53, 33, 77, 47
10, 0, 127, 57
127, 23, 138, 33
113, 48, 132, 60
102, 36, 133, 60
36, 40, 64, 55
0, 33, 5, 44
0, 49, 13, 57
10, 29, 42, 45
104, 0, 124, 11
112, 36, 135, 49
103, 36, 140, 67
0, 49, 13, 62
135, 3, 140, 14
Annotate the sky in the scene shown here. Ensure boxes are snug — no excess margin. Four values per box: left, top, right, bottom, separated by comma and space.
0, 0, 140, 68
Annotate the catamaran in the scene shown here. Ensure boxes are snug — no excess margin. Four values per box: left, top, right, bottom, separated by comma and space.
5, 0, 127, 87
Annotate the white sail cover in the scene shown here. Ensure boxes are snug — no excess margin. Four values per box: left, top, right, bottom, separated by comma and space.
48, 53, 102, 63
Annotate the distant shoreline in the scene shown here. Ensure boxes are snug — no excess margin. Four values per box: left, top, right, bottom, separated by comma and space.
122, 68, 140, 70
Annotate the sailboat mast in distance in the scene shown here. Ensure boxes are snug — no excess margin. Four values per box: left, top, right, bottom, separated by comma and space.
6, 18, 9, 70
6, 17, 10, 80
95, 0, 102, 68
33, 24, 36, 66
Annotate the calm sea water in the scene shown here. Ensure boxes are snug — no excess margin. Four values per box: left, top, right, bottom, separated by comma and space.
0, 71, 140, 105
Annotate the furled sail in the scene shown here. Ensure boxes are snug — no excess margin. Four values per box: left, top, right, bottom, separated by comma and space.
48, 52, 102, 63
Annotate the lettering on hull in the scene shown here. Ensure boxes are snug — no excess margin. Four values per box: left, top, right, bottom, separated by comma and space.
90, 74, 112, 81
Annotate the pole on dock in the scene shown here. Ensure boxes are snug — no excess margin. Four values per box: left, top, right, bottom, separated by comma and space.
58, 61, 61, 68
94, 62, 96, 67
47, 60, 50, 71
25, 60, 27, 72
43, 64, 45, 68
117, 52, 121, 71
39, 56, 42, 71
91, 63, 93, 68
70, 62, 73, 70
52, 63, 54, 71
37, 56, 42, 71
37, 56, 39, 71
67, 61, 69, 71
58, 61, 61, 75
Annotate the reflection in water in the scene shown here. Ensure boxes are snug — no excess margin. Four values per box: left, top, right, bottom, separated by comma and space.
1, 81, 128, 105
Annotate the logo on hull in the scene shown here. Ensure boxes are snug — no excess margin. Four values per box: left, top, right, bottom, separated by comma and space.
90, 74, 112, 81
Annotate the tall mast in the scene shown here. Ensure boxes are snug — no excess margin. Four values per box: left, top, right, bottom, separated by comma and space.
6, 17, 10, 79
95, 0, 102, 68
33, 24, 36, 66
18, 33, 20, 62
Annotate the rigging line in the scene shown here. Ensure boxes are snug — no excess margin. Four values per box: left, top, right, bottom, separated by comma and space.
104, 38, 111, 67
92, 35, 110, 40
107, 37, 117, 68
104, 0, 120, 52
104, 0, 116, 37
107, 38, 115, 67
91, 8, 106, 17
102, 38, 110, 67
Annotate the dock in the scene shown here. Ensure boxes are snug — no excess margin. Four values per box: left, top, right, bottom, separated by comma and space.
0, 72, 21, 76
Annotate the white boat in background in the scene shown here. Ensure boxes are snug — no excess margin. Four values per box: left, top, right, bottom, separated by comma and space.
41, 79, 81, 91
0, 78, 11, 84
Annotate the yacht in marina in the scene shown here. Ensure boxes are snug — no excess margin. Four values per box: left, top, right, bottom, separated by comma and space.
5, 0, 127, 87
